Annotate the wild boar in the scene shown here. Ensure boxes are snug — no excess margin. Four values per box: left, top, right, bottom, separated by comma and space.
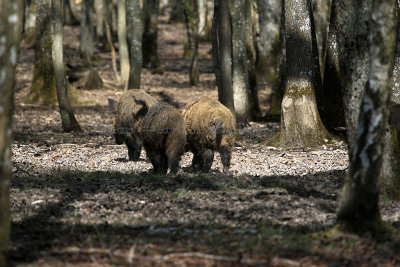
114, 90, 157, 161
183, 98, 235, 173
141, 102, 187, 174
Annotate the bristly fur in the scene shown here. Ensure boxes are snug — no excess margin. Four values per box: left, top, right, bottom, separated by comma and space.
114, 90, 157, 161
141, 102, 187, 174
183, 98, 235, 173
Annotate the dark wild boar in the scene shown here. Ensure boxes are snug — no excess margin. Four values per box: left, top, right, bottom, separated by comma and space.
114, 90, 157, 161
141, 102, 187, 174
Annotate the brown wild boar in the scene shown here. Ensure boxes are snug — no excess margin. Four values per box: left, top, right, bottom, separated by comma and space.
183, 98, 235, 173
141, 102, 187, 174
114, 90, 157, 161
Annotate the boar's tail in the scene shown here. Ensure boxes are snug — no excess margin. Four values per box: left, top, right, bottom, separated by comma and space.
133, 96, 150, 117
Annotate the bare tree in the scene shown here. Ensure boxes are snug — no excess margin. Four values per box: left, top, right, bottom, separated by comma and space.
183, 0, 200, 85
0, 1, 21, 264
52, 0, 82, 132
126, 0, 143, 89
277, 0, 331, 148
337, 0, 396, 235
143, 0, 162, 71
80, 0, 95, 61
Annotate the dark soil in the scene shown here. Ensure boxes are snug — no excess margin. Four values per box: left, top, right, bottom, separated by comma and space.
8, 16, 400, 267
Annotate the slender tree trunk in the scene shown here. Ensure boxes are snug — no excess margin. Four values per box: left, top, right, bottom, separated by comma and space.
27, 0, 57, 105
256, 0, 281, 85
232, 0, 251, 122
184, 0, 200, 85
312, 0, 331, 76
23, 0, 37, 46
337, 0, 396, 235
266, 2, 285, 120
212, 0, 221, 91
80, 0, 95, 61
143, 0, 162, 69
126, 0, 143, 89
52, 0, 82, 132
118, 0, 130, 88
213, 0, 236, 123
320, 0, 346, 133
64, 0, 79, 25
279, 0, 331, 148
0, 1, 20, 265
94, 0, 106, 46
103, 0, 120, 81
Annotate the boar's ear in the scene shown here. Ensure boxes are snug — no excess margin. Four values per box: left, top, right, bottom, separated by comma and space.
108, 98, 118, 114
208, 119, 223, 140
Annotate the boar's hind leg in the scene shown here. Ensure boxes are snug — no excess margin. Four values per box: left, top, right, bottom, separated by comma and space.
201, 149, 214, 172
220, 148, 231, 173
191, 148, 202, 172
126, 138, 142, 161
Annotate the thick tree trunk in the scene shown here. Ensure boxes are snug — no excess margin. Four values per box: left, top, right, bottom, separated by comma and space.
256, 0, 281, 85
27, 0, 57, 105
52, 0, 82, 132
279, 0, 330, 148
118, 0, 130, 88
337, 0, 396, 236
184, 0, 200, 85
126, 0, 143, 89
80, 0, 95, 61
380, 3, 400, 200
232, 0, 251, 122
0, 1, 20, 265
143, 0, 162, 70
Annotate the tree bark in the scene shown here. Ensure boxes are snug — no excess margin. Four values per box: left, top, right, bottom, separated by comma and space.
118, 0, 130, 88
80, 0, 95, 61
94, 0, 106, 46
23, 0, 37, 46
126, 0, 143, 89
312, 0, 331, 76
256, 0, 281, 85
279, 0, 330, 148
183, 0, 200, 85
52, 0, 82, 132
337, 0, 396, 235
380, 2, 400, 200
0, 1, 20, 265
212, 0, 236, 123
143, 0, 162, 69
27, 0, 57, 105
232, 0, 251, 122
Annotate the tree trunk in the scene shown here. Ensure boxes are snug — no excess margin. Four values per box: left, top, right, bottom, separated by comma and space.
0, 1, 20, 265
27, 0, 57, 105
256, 0, 281, 85
118, 0, 130, 88
319, 0, 346, 133
143, 0, 162, 69
212, 0, 236, 123
380, 2, 400, 200
279, 0, 330, 148
340, 0, 372, 151
64, 0, 79, 25
52, 0, 82, 132
103, 0, 120, 81
311, 0, 331, 76
126, 0, 143, 89
94, 0, 106, 46
23, 0, 37, 46
266, 2, 285, 120
80, 0, 95, 61
183, 0, 200, 85
232, 0, 251, 122
337, 0, 396, 236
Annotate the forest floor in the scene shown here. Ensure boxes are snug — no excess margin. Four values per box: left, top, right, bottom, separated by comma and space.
8, 16, 400, 266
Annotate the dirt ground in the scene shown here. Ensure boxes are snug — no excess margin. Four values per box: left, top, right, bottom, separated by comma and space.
8, 16, 400, 266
